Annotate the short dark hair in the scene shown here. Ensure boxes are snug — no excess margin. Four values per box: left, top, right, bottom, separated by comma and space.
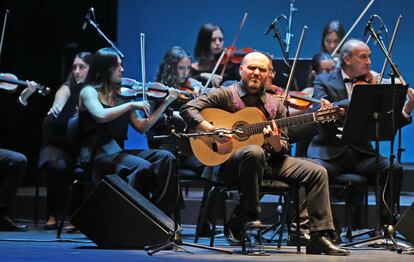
311, 52, 333, 73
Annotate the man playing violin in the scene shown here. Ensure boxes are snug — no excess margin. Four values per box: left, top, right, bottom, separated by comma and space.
0, 79, 40, 231
181, 51, 350, 256
309, 39, 414, 226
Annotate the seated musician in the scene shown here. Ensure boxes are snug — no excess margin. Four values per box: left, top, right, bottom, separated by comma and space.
147, 46, 204, 175
0, 78, 40, 231
38, 52, 92, 230
180, 51, 350, 255
78, 47, 180, 215
190, 23, 239, 87
308, 39, 414, 226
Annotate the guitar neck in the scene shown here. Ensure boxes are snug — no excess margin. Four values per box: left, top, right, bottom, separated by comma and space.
244, 112, 316, 136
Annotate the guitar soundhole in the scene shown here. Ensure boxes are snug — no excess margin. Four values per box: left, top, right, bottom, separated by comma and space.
233, 121, 249, 141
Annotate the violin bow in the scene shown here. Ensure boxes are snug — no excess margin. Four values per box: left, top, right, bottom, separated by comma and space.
282, 25, 308, 108
379, 15, 402, 83
0, 9, 10, 63
330, 0, 375, 57
202, 11, 248, 93
219, 11, 248, 78
139, 33, 147, 102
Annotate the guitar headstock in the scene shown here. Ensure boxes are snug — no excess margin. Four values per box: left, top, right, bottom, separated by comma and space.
314, 107, 342, 123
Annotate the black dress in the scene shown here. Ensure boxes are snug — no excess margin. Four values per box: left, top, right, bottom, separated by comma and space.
78, 100, 179, 215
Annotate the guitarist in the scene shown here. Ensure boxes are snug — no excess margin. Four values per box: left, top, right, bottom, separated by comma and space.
180, 51, 349, 256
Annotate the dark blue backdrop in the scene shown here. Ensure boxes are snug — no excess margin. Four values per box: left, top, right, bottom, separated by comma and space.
117, 0, 413, 163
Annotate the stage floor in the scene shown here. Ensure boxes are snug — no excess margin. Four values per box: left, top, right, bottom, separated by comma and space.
1, 223, 413, 262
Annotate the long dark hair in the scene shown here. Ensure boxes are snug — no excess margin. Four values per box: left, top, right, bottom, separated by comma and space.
65, 52, 93, 87
156, 46, 191, 87
194, 23, 223, 65
321, 20, 345, 53
85, 48, 119, 87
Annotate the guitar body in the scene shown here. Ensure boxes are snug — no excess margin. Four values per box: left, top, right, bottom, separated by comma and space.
189, 107, 266, 166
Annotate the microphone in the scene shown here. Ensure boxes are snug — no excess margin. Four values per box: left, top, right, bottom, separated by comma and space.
363, 14, 375, 36
264, 14, 287, 35
81, 7, 94, 30
264, 18, 277, 35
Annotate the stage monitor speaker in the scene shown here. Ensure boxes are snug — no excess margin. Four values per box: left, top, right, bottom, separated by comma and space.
71, 175, 176, 249
395, 202, 414, 244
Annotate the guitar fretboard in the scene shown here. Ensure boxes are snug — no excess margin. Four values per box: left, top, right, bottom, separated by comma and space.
242, 112, 316, 136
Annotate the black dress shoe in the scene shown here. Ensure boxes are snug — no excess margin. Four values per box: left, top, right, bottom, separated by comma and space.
306, 234, 350, 256
0, 216, 28, 232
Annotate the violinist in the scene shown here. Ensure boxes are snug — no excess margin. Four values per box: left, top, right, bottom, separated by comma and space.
0, 77, 41, 231
321, 20, 345, 55
307, 52, 335, 89
155, 46, 202, 110
190, 23, 239, 87
148, 46, 204, 175
78, 48, 180, 215
38, 52, 92, 230
308, 39, 414, 226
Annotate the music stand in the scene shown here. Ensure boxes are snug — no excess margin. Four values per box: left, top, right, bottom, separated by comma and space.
341, 83, 408, 249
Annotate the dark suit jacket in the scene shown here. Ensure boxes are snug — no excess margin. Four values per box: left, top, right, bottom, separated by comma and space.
308, 69, 411, 161
307, 69, 374, 160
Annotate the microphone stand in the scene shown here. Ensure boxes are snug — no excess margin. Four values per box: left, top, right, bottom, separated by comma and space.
285, 0, 297, 57
145, 122, 234, 255
266, 15, 299, 91
83, 15, 125, 58
343, 20, 406, 253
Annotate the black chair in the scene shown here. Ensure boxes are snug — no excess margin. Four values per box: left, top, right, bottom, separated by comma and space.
199, 179, 301, 253
330, 173, 368, 242
56, 115, 95, 238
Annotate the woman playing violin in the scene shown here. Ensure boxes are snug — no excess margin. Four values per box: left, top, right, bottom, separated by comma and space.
78, 48, 180, 215
190, 23, 239, 87
156, 46, 202, 109
321, 20, 345, 55
149, 46, 205, 175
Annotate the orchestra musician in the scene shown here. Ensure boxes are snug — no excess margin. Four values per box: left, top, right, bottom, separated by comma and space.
148, 46, 204, 175
308, 39, 414, 226
190, 23, 239, 88
0, 78, 40, 231
180, 51, 350, 256
38, 52, 92, 230
321, 20, 346, 55
78, 47, 180, 215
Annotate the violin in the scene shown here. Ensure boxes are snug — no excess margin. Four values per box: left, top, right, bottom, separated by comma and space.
0, 73, 50, 96
118, 78, 193, 100
220, 46, 253, 65
348, 71, 379, 85
266, 85, 320, 110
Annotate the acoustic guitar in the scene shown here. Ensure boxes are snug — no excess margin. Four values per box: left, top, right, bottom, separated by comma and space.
189, 107, 341, 166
